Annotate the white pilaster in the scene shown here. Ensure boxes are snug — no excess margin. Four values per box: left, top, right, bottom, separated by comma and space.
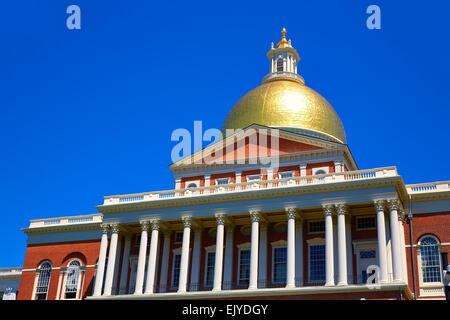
213, 214, 225, 291
103, 224, 120, 296
388, 199, 403, 282
118, 234, 131, 294
323, 205, 335, 286
336, 204, 348, 286
144, 220, 160, 294
159, 231, 171, 293
223, 224, 235, 290
258, 221, 268, 288
189, 227, 202, 291
286, 208, 297, 288
178, 216, 192, 293
295, 216, 304, 286
249, 210, 260, 290
374, 200, 389, 283
134, 221, 149, 295
93, 224, 109, 296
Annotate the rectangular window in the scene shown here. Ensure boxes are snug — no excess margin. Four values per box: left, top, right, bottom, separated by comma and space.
309, 244, 325, 282
279, 172, 294, 179
175, 232, 183, 244
247, 175, 261, 182
309, 221, 325, 233
238, 249, 251, 286
273, 247, 287, 284
171, 254, 181, 288
356, 217, 376, 230
205, 251, 215, 287
360, 250, 376, 259
216, 178, 229, 185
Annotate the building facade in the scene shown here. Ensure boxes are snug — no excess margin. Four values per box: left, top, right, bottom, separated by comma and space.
17, 30, 450, 300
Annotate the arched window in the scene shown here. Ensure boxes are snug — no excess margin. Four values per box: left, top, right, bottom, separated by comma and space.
315, 170, 326, 175
65, 260, 82, 299
35, 261, 52, 300
187, 183, 197, 188
419, 236, 442, 283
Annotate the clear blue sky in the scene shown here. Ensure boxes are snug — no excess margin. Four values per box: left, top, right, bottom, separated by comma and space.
0, 0, 449, 268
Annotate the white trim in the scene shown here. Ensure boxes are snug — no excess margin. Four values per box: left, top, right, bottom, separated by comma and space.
204, 248, 215, 288
271, 243, 287, 284
416, 235, 445, 297
312, 166, 329, 175
237, 247, 251, 286
246, 174, 262, 182
215, 178, 230, 185
352, 240, 378, 284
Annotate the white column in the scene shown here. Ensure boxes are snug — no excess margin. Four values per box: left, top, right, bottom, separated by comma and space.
118, 234, 131, 294
258, 222, 268, 288
159, 231, 171, 293
223, 224, 235, 290
295, 217, 304, 286
134, 221, 149, 295
178, 216, 192, 293
286, 208, 297, 288
103, 224, 120, 296
249, 210, 260, 290
213, 214, 225, 291
93, 224, 109, 296
189, 227, 202, 291
374, 200, 389, 283
388, 199, 403, 282
336, 204, 348, 286
323, 205, 335, 286
144, 220, 160, 294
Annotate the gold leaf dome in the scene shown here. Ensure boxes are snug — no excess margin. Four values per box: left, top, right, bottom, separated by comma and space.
221, 79, 347, 144
221, 29, 347, 145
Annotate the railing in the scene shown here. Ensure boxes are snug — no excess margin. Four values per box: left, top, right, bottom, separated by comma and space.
103, 167, 398, 205
28, 214, 103, 229
406, 181, 450, 194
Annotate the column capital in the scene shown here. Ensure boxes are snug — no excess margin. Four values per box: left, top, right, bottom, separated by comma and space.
215, 213, 226, 225
387, 198, 401, 211
335, 203, 348, 216
150, 219, 160, 230
140, 220, 150, 231
322, 204, 335, 217
249, 210, 261, 222
181, 216, 192, 228
109, 223, 120, 233
100, 224, 110, 234
285, 207, 297, 220
374, 199, 386, 211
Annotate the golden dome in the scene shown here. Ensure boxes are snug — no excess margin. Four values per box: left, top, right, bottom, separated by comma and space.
221, 79, 347, 144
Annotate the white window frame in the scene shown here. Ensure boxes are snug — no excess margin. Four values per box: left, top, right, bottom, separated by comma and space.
278, 171, 295, 186
171, 248, 182, 289
174, 231, 184, 244
271, 240, 287, 284
204, 245, 216, 288
417, 235, 445, 297
33, 260, 53, 300
307, 238, 326, 283
352, 240, 378, 284
61, 259, 84, 300
236, 242, 251, 286
246, 174, 262, 182
215, 178, 230, 185
312, 166, 329, 175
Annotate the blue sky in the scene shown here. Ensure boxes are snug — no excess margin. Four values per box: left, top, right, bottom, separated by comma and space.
0, 0, 449, 267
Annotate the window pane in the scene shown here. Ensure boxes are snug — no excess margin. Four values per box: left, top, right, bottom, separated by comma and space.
239, 250, 250, 285
273, 247, 287, 283
309, 245, 325, 282
205, 252, 215, 287
420, 237, 442, 283
172, 254, 181, 287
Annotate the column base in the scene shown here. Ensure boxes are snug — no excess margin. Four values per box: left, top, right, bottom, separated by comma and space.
285, 283, 296, 289
337, 281, 348, 286
248, 286, 258, 290
325, 282, 335, 287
